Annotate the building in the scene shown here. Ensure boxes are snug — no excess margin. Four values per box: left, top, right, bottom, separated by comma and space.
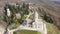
15, 13, 21, 19
6, 8, 11, 17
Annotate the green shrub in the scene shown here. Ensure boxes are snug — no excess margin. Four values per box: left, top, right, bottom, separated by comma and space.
43, 15, 53, 23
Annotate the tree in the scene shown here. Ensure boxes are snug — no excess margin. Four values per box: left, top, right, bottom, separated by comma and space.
43, 15, 53, 23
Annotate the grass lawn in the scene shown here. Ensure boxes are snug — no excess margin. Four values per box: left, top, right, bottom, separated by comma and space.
8, 22, 20, 30
13, 30, 41, 34
44, 21, 60, 34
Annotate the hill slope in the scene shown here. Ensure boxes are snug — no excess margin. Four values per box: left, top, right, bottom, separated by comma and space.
26, 0, 60, 29
0, 0, 60, 29
46, 22, 60, 34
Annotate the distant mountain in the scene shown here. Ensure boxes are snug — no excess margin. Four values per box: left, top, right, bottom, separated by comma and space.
53, 1, 60, 5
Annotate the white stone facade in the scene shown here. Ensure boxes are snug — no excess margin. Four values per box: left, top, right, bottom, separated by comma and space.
7, 8, 11, 17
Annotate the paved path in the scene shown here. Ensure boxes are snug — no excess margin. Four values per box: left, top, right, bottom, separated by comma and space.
9, 22, 47, 34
